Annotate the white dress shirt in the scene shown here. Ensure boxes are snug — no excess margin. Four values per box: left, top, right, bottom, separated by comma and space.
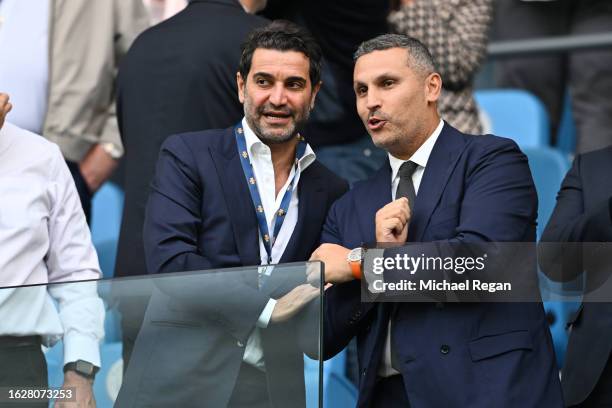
240, 118, 316, 370
0, 0, 50, 134
0, 122, 104, 366
379, 119, 444, 377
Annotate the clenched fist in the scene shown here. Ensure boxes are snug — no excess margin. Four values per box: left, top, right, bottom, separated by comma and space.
375, 197, 410, 243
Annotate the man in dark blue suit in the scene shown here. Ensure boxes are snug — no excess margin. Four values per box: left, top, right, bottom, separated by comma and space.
310, 34, 563, 407
115, 22, 347, 407
539, 146, 612, 407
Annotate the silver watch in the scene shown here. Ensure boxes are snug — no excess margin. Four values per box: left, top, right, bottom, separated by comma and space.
101, 142, 122, 159
347, 247, 364, 263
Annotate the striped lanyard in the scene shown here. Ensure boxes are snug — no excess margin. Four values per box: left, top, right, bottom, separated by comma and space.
234, 123, 307, 265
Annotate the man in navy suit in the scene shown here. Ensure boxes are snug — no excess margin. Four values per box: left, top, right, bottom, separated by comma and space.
310, 34, 563, 407
115, 21, 347, 407
539, 146, 612, 407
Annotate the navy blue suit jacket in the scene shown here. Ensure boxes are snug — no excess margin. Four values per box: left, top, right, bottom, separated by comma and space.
117, 126, 348, 407
322, 123, 563, 407
539, 146, 612, 406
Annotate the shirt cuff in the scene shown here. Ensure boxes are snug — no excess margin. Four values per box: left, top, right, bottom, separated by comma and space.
63, 332, 101, 368
256, 299, 277, 329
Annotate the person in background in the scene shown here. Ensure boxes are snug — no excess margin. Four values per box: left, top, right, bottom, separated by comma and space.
388, 0, 493, 135
262, 0, 391, 184
0, 0, 149, 222
539, 146, 612, 407
495, 0, 612, 153
0, 93, 105, 408
142, 0, 187, 24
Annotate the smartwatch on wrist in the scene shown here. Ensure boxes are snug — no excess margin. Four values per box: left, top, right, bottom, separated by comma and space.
63, 360, 99, 380
347, 247, 364, 280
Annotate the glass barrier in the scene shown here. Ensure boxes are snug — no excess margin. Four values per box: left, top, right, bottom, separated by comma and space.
0, 262, 324, 408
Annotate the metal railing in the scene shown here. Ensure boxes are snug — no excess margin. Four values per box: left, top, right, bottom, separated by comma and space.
488, 32, 612, 57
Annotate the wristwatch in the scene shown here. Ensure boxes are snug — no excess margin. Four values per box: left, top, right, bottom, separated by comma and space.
347, 247, 364, 280
63, 360, 99, 380
101, 142, 122, 160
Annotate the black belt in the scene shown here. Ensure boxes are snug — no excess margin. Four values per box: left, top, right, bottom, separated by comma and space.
0, 335, 42, 347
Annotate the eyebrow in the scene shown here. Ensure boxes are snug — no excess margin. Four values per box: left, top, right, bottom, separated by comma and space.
252, 73, 308, 84
285, 76, 307, 84
354, 72, 402, 86
252, 72, 275, 80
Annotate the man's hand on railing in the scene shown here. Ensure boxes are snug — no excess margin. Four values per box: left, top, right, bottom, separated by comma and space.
270, 284, 322, 323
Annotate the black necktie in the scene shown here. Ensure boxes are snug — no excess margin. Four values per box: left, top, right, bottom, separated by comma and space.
391, 160, 418, 371
395, 160, 418, 210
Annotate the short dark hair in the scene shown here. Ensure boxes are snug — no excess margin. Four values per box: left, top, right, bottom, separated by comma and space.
239, 20, 322, 86
354, 34, 437, 76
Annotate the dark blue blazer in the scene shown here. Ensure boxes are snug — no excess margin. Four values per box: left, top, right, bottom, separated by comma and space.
117, 126, 348, 407
322, 123, 564, 407
539, 146, 612, 406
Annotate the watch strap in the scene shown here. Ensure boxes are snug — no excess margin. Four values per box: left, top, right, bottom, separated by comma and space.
63, 360, 99, 379
349, 261, 362, 280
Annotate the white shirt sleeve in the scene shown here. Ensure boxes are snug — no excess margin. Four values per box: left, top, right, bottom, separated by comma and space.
256, 298, 277, 329
45, 146, 104, 366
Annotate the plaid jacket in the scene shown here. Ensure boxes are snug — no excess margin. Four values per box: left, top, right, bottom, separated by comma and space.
389, 0, 493, 134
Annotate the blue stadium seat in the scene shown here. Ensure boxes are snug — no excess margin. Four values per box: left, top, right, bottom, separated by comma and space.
523, 147, 569, 240
523, 146, 579, 367
475, 89, 550, 149
91, 182, 124, 279
305, 349, 358, 408
556, 91, 577, 155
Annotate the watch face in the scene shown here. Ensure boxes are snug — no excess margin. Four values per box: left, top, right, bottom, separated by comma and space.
347, 247, 364, 262
75, 360, 94, 376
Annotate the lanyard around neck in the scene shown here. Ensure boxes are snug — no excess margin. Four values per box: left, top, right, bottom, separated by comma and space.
234, 123, 307, 265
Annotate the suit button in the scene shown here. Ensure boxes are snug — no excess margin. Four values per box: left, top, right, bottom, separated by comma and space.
237, 341, 245, 348
362, 368, 367, 377
440, 344, 450, 355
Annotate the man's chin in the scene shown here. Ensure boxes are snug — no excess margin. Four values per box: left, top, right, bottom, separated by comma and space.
370, 133, 393, 150
258, 129, 296, 144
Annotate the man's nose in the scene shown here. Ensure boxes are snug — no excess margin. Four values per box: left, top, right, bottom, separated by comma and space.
365, 89, 381, 111
268, 83, 288, 106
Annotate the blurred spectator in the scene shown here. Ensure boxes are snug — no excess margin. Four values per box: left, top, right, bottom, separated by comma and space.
388, 0, 493, 135
115, 0, 267, 366
0, 0, 149, 222
262, 0, 391, 184
142, 0, 187, 24
0, 95, 104, 408
539, 146, 612, 407
495, 0, 612, 153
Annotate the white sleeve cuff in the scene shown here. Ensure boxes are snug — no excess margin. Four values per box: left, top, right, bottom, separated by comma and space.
256, 299, 277, 329
63, 332, 101, 368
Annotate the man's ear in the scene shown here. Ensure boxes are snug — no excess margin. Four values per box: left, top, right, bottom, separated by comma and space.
237, 72, 246, 104
310, 81, 322, 110
425, 72, 442, 103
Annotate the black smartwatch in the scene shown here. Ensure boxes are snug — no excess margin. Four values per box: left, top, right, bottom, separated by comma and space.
63, 360, 99, 380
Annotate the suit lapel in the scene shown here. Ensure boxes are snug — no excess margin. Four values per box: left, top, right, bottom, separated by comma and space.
410, 123, 467, 242
356, 164, 393, 245
209, 128, 260, 266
